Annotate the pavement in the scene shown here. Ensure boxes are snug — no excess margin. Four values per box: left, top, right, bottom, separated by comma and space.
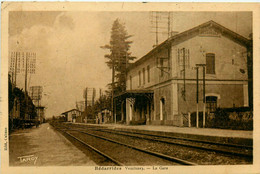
9, 123, 96, 166
73, 122, 253, 139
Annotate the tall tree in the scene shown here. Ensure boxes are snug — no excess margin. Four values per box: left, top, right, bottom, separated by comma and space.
101, 19, 135, 121
101, 18, 135, 93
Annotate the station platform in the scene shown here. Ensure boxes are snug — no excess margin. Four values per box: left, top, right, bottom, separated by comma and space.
72, 122, 253, 146
9, 123, 96, 166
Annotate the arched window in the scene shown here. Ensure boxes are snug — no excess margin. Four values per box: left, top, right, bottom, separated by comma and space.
206, 96, 218, 113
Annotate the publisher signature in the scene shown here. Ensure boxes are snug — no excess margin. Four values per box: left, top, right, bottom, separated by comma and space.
18, 155, 38, 165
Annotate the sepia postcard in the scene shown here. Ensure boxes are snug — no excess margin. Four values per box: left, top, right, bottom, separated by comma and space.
1, 2, 260, 174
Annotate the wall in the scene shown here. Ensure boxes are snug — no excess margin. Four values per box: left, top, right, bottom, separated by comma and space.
126, 47, 171, 90
171, 35, 248, 81
177, 82, 245, 114
125, 26, 248, 126
170, 33, 248, 116
152, 83, 173, 125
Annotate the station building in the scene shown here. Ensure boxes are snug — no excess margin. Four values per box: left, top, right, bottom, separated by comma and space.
61, 109, 82, 123
115, 20, 251, 126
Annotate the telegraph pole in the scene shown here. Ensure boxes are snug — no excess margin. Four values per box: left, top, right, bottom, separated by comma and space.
203, 66, 206, 128
196, 67, 199, 128
183, 48, 186, 101
112, 56, 115, 123
92, 88, 96, 106
168, 12, 171, 38
9, 51, 36, 121
99, 88, 102, 98
85, 87, 88, 123
25, 53, 28, 120
155, 12, 158, 46
196, 64, 206, 128
14, 52, 18, 87
150, 12, 173, 47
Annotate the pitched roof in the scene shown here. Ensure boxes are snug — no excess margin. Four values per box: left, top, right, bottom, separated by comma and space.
61, 109, 82, 115
114, 89, 154, 98
128, 20, 251, 70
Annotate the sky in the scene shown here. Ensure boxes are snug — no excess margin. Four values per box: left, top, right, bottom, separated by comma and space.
8, 11, 252, 118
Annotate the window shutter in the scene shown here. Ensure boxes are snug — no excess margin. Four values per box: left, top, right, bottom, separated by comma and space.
206, 53, 215, 74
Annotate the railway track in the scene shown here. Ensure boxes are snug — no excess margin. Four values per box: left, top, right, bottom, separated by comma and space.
92, 128, 252, 158
51, 123, 197, 166
64, 123, 252, 159
52, 125, 124, 166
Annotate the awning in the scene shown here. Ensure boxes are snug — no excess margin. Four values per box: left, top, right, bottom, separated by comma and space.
114, 90, 154, 101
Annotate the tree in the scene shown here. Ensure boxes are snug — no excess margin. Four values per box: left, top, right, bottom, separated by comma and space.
101, 19, 135, 93
101, 19, 135, 121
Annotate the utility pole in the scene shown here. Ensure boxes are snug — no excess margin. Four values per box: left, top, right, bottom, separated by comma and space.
92, 88, 96, 106
99, 88, 102, 98
84, 87, 88, 123
25, 52, 28, 120
203, 66, 206, 128
14, 52, 18, 87
155, 12, 158, 46
196, 64, 206, 128
183, 48, 186, 101
112, 55, 115, 123
114, 99, 117, 124
9, 51, 36, 121
196, 67, 199, 128
38, 87, 41, 122
150, 12, 173, 47
168, 12, 172, 38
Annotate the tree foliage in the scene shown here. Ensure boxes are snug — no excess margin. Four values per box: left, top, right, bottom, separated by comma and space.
101, 19, 135, 93
8, 74, 37, 120
85, 94, 111, 120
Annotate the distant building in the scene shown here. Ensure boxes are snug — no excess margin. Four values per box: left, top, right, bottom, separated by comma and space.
61, 109, 82, 123
96, 109, 111, 124
115, 20, 250, 126
36, 106, 45, 123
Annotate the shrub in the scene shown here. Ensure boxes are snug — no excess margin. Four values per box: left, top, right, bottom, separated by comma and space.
213, 108, 230, 129
130, 119, 146, 125
207, 108, 253, 130
190, 112, 208, 128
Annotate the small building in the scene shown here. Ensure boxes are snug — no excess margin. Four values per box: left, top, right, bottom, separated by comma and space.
96, 109, 111, 124
36, 106, 45, 123
61, 109, 82, 123
115, 20, 251, 127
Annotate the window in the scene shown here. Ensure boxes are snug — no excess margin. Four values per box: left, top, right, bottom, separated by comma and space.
130, 76, 132, 90
138, 71, 141, 86
160, 59, 164, 77
206, 53, 215, 74
160, 98, 165, 120
147, 65, 150, 83
206, 96, 217, 113
143, 68, 145, 84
